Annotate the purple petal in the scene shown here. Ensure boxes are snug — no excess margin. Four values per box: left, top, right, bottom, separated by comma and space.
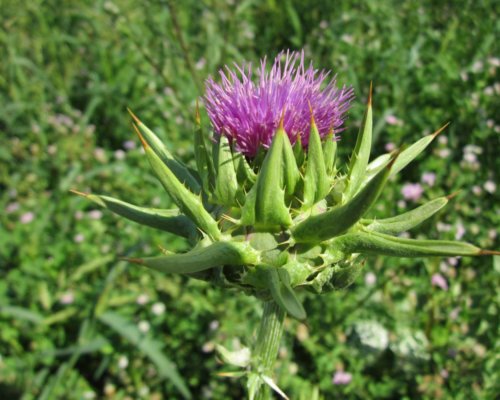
204, 50, 354, 157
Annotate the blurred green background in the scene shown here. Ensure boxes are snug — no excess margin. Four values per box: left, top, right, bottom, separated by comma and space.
1, 0, 499, 399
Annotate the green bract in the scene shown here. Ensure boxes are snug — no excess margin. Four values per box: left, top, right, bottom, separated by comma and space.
74, 89, 495, 321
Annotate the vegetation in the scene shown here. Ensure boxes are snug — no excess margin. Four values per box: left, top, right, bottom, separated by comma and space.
1, 1, 498, 398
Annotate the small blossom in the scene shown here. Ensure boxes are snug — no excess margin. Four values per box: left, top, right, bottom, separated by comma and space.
484, 180, 496, 194
118, 355, 129, 369
431, 273, 448, 290
205, 50, 354, 156
397, 200, 406, 209
449, 307, 460, 320
439, 261, 449, 273
488, 229, 497, 240
472, 185, 482, 196
136, 294, 149, 305
471, 60, 483, 73
401, 183, 424, 202
438, 135, 448, 145
447, 257, 459, 267
437, 222, 452, 232
195, 58, 206, 70
20, 212, 35, 224
151, 302, 166, 315
123, 140, 136, 150
463, 152, 477, 164
364, 272, 377, 286
341, 34, 354, 44
60, 291, 75, 305
332, 370, 352, 385
488, 57, 500, 67
209, 320, 220, 331
463, 144, 482, 155
88, 210, 103, 220
138, 320, 150, 333
74, 233, 85, 243
319, 20, 328, 29
437, 148, 451, 158
6, 202, 20, 214
202, 341, 215, 353
94, 148, 107, 163
384, 142, 396, 152
421, 172, 436, 187
385, 115, 402, 126
114, 149, 126, 160
440, 369, 449, 379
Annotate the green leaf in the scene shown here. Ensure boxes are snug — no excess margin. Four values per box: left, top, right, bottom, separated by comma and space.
303, 117, 330, 207
194, 105, 216, 193
72, 191, 198, 239
98, 311, 191, 399
282, 130, 300, 199
363, 195, 451, 235
139, 129, 222, 240
234, 151, 257, 185
267, 268, 306, 320
328, 262, 364, 290
129, 110, 201, 194
127, 241, 260, 274
71, 255, 115, 282
293, 135, 305, 168
323, 131, 337, 176
214, 135, 239, 207
0, 305, 44, 324
344, 85, 372, 200
292, 152, 396, 243
241, 128, 292, 230
391, 123, 449, 176
332, 231, 483, 257
365, 123, 449, 182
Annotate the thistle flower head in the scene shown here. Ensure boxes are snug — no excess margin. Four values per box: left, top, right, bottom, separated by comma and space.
204, 50, 354, 156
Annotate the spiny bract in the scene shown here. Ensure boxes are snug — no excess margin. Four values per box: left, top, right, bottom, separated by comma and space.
73, 56, 495, 321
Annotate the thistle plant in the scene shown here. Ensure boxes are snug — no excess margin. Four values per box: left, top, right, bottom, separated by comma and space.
73, 51, 497, 399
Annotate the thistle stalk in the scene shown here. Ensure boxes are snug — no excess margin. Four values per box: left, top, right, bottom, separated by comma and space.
250, 301, 286, 400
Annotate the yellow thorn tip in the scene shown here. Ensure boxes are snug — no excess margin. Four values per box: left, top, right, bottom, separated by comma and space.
131, 123, 148, 149
69, 189, 89, 197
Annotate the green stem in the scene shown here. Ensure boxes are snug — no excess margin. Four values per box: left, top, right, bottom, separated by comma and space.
251, 301, 286, 400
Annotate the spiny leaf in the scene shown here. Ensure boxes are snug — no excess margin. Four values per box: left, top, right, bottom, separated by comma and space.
331, 231, 485, 257
293, 134, 305, 168
292, 152, 397, 243
125, 241, 260, 274
323, 130, 337, 177
70, 190, 198, 239
214, 135, 239, 207
365, 123, 449, 182
282, 129, 300, 199
303, 112, 330, 207
128, 109, 201, 194
267, 268, 306, 320
135, 125, 221, 240
194, 102, 216, 193
241, 127, 292, 230
363, 194, 455, 235
344, 83, 372, 200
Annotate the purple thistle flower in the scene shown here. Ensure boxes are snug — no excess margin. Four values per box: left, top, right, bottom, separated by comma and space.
204, 50, 354, 157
